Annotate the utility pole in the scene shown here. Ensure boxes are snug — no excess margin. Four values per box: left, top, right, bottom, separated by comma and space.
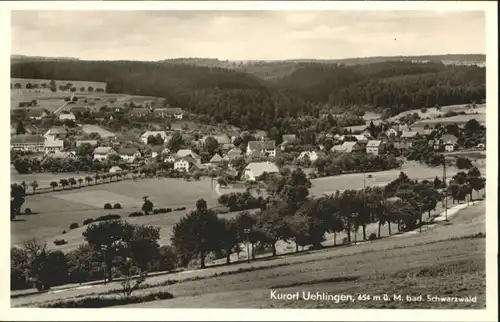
443, 158, 448, 221
244, 229, 251, 263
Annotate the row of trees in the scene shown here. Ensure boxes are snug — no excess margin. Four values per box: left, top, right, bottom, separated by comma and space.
313, 153, 403, 177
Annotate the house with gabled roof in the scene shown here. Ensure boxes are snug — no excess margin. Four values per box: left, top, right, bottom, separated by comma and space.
332, 141, 363, 153
44, 126, 68, 139
117, 147, 142, 163
366, 140, 385, 155
435, 134, 459, 152
76, 140, 98, 148
174, 156, 198, 172
209, 153, 224, 166
225, 147, 242, 160
246, 140, 276, 157
243, 161, 279, 181
176, 149, 202, 164
385, 128, 399, 137
43, 151, 77, 162
58, 111, 76, 121
93, 146, 116, 161
44, 135, 64, 153
26, 108, 48, 120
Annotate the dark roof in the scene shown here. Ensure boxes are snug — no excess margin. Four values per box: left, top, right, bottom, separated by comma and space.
70, 105, 90, 113
117, 147, 140, 156
11, 134, 45, 144
282, 134, 297, 143
440, 134, 458, 143
248, 140, 276, 151
26, 108, 46, 117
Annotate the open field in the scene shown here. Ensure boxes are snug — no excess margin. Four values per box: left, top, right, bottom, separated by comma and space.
81, 124, 115, 137
309, 161, 484, 197
388, 104, 486, 122
11, 78, 107, 89
11, 177, 233, 248
414, 113, 486, 126
12, 202, 485, 308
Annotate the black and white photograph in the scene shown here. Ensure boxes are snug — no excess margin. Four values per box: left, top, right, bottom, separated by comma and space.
3, 1, 498, 320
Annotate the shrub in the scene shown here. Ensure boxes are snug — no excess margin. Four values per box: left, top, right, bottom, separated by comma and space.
53, 239, 67, 246
165, 208, 172, 213
174, 207, 186, 211
152, 209, 160, 215
368, 233, 377, 241
128, 212, 144, 217
420, 107, 428, 113
24, 208, 32, 215
62, 230, 67, 234
69, 223, 79, 230
342, 237, 349, 245
95, 214, 121, 222
155, 208, 169, 214
113, 203, 122, 209
83, 218, 94, 225
39, 291, 174, 308
104, 203, 112, 210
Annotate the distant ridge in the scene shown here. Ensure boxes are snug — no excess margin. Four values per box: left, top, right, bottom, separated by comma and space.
11, 55, 80, 62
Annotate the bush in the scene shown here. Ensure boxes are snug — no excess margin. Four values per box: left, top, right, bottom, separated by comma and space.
39, 291, 174, 308
69, 223, 79, 230
62, 230, 67, 234
54, 239, 67, 246
95, 214, 121, 222
174, 207, 186, 211
152, 209, 160, 215
25, 208, 32, 215
165, 208, 172, 213
113, 203, 122, 209
420, 107, 428, 113
342, 237, 349, 245
368, 233, 377, 241
83, 218, 94, 225
104, 203, 112, 210
128, 212, 144, 217
156, 208, 169, 214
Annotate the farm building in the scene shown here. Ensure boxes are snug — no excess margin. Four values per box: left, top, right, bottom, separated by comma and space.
209, 153, 224, 166
10, 134, 45, 152
225, 147, 243, 160
152, 107, 184, 119
44, 127, 68, 139
44, 135, 64, 153
243, 161, 279, 181
117, 147, 142, 163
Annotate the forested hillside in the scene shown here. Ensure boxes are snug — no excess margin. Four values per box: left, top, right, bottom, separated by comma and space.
276, 61, 486, 111
11, 57, 486, 130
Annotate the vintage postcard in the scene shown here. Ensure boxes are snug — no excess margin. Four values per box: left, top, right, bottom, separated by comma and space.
1, 1, 497, 321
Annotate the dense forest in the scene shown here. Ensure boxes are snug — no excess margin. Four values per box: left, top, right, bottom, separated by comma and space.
11, 58, 486, 131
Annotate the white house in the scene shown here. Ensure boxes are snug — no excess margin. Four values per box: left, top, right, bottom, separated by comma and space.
44, 135, 64, 153
366, 140, 385, 155
93, 146, 116, 161
141, 131, 168, 144
209, 153, 224, 166
176, 149, 202, 164
109, 166, 122, 173
441, 134, 458, 152
246, 140, 276, 157
297, 151, 319, 162
243, 161, 279, 181
117, 147, 142, 163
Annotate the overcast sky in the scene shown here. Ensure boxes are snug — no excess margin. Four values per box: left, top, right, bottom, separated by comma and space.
11, 10, 485, 61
